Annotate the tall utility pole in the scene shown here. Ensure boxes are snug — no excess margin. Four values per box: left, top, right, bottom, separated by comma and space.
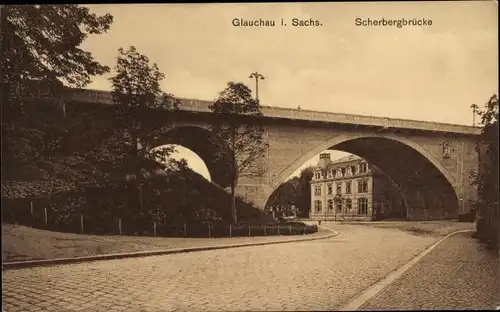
248, 72, 265, 101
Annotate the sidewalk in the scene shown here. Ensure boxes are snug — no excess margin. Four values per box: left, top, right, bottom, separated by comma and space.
359, 231, 500, 310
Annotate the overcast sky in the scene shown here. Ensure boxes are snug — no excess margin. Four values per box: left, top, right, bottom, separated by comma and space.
82, 2, 498, 181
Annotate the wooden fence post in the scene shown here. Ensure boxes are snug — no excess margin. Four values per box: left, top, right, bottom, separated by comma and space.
264, 226, 267, 236
44, 207, 48, 225
154, 222, 157, 237
80, 214, 84, 233
277, 225, 280, 236
289, 225, 292, 235
118, 218, 122, 235
30, 201, 34, 217
183, 223, 187, 237
208, 224, 211, 238
248, 224, 251, 237
229, 224, 232, 237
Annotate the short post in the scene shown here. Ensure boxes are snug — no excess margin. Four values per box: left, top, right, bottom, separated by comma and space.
80, 214, 84, 233
118, 218, 122, 235
154, 222, 157, 237
44, 207, 48, 225
208, 224, 211, 238
183, 223, 187, 237
277, 225, 280, 236
264, 226, 267, 236
229, 224, 232, 237
30, 201, 34, 217
289, 225, 292, 235
248, 224, 251, 237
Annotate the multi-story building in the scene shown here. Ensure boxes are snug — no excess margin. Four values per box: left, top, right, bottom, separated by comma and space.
310, 153, 405, 221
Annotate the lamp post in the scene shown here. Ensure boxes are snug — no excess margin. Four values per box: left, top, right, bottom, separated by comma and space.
248, 72, 265, 101
470, 104, 478, 127
324, 179, 327, 222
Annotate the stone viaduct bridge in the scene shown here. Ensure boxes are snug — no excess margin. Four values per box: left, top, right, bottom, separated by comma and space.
69, 89, 481, 220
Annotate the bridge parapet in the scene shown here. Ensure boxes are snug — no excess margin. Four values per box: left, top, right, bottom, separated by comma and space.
69, 88, 480, 135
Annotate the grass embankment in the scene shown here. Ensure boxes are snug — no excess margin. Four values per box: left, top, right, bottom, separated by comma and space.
1, 223, 328, 262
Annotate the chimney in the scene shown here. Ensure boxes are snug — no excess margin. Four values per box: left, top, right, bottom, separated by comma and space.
318, 153, 332, 169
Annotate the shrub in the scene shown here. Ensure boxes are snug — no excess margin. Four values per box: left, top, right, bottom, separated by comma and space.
458, 209, 476, 222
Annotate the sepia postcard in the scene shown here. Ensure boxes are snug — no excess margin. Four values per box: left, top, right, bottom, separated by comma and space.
1, 2, 499, 311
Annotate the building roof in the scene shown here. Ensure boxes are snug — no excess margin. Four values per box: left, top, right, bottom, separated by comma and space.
330, 154, 363, 164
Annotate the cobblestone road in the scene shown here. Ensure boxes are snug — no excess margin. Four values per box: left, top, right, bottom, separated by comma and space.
360, 231, 500, 311
1, 225, 457, 311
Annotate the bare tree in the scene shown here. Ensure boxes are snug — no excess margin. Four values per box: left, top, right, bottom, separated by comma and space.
209, 82, 268, 224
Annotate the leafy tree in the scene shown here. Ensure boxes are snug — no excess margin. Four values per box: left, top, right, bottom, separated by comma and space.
295, 166, 314, 218
109, 45, 181, 218
1, 5, 113, 194
470, 94, 499, 250
209, 82, 269, 224
109, 45, 180, 174
1, 5, 113, 111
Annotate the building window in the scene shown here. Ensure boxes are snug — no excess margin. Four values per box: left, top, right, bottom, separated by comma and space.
358, 180, 368, 193
327, 199, 333, 210
336, 183, 342, 194
335, 199, 343, 213
314, 171, 321, 179
359, 163, 368, 173
327, 170, 333, 178
345, 181, 352, 194
327, 184, 333, 195
351, 166, 356, 175
314, 185, 322, 196
358, 198, 368, 214
341, 168, 346, 176
346, 199, 352, 212
314, 200, 322, 212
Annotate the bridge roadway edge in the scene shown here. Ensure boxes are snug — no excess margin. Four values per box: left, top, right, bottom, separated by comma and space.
69, 88, 481, 135
1, 227, 338, 271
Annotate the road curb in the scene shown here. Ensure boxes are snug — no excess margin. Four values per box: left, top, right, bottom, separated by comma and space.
338, 229, 474, 311
2, 227, 339, 271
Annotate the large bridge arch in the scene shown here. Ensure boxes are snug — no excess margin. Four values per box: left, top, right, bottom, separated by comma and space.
147, 125, 233, 188
268, 133, 461, 220
274, 133, 456, 190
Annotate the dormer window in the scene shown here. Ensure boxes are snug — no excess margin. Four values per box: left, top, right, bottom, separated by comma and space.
359, 163, 368, 173
336, 168, 342, 178
346, 166, 353, 176
314, 171, 321, 179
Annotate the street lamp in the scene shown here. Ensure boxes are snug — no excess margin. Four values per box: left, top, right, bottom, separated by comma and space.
470, 104, 478, 127
248, 72, 265, 101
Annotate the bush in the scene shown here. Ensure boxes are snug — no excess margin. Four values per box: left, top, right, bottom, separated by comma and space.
474, 203, 499, 252
182, 222, 318, 238
1, 183, 315, 238
459, 209, 476, 222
